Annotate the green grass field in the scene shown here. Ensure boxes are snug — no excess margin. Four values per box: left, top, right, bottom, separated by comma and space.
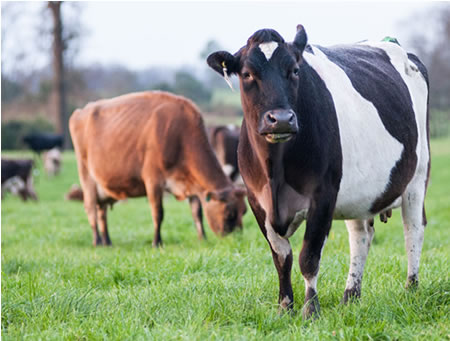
2, 139, 449, 340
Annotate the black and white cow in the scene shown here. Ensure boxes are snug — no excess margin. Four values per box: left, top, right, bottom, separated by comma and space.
207, 25, 429, 318
1, 159, 38, 201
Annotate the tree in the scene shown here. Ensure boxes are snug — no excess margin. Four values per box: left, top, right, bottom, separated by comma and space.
48, 1, 70, 149
401, 3, 450, 110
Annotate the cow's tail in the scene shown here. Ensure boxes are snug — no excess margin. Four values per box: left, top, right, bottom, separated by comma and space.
407, 52, 431, 194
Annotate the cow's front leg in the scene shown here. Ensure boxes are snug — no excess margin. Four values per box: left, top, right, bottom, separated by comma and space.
248, 195, 293, 312
267, 228, 294, 312
188, 196, 206, 240
299, 199, 334, 319
342, 219, 374, 303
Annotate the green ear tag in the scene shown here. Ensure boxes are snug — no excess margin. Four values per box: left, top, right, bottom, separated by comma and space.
206, 193, 212, 202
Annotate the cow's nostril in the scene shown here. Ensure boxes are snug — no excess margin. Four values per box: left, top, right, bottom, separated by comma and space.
267, 113, 277, 124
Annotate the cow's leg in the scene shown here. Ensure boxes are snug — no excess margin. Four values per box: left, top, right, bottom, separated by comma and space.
145, 182, 164, 248
342, 219, 374, 303
25, 174, 38, 200
247, 194, 293, 312
401, 177, 427, 288
299, 199, 335, 319
270, 242, 294, 312
97, 204, 112, 246
77, 163, 100, 246
188, 196, 206, 240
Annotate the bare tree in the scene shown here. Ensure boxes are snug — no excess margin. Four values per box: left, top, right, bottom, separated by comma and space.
48, 1, 70, 149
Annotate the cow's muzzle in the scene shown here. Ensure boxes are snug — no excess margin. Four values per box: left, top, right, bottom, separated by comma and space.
258, 109, 298, 143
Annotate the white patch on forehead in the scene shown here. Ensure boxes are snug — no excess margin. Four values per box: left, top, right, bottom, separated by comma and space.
259, 41, 279, 60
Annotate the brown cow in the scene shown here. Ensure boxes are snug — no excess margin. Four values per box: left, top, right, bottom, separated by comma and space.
69, 91, 246, 247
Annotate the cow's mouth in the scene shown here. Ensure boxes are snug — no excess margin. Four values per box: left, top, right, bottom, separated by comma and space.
264, 133, 294, 143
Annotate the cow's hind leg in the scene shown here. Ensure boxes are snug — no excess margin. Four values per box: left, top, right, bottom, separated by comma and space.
402, 178, 427, 288
342, 219, 374, 303
188, 196, 206, 240
97, 204, 112, 246
145, 182, 164, 248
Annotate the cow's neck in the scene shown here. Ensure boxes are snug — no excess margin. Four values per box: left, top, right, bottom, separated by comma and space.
185, 139, 232, 197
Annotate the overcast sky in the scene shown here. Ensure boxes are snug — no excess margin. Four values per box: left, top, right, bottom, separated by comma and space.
1, 1, 433, 71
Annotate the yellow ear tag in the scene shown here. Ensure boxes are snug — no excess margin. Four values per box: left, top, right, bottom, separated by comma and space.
221, 61, 234, 91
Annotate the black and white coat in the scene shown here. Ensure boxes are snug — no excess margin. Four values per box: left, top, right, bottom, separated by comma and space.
207, 25, 429, 318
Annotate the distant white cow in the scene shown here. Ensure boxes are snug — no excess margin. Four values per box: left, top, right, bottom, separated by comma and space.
43, 148, 61, 176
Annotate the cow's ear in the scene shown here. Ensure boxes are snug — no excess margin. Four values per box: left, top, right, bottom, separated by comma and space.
205, 188, 230, 202
293, 24, 308, 52
207, 51, 239, 76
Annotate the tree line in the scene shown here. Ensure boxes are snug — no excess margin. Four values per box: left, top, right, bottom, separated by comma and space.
1, 2, 449, 150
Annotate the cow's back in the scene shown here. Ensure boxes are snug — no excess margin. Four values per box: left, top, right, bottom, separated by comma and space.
70, 91, 206, 199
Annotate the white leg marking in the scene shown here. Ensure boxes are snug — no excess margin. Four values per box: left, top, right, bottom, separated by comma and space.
259, 42, 278, 60
303, 236, 327, 295
344, 219, 374, 291
265, 218, 291, 260
280, 295, 292, 307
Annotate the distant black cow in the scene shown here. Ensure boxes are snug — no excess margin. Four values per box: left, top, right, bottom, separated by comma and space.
23, 133, 63, 154
1, 159, 38, 200
207, 125, 241, 182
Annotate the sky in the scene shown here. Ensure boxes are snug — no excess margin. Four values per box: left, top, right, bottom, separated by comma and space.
1, 1, 434, 72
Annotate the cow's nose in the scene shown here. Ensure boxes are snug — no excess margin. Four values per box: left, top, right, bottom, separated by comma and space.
258, 109, 298, 136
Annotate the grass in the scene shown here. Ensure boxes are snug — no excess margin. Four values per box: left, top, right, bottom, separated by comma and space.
2, 138, 450, 340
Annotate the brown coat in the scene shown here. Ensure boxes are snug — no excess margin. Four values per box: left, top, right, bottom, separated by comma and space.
70, 91, 246, 246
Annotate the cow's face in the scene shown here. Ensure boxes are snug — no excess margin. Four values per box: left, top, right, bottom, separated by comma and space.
207, 26, 308, 144
202, 187, 247, 236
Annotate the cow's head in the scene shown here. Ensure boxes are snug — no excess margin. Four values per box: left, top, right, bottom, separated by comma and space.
202, 186, 247, 236
207, 25, 308, 143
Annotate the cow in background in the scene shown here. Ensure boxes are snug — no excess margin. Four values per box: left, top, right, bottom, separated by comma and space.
65, 184, 84, 201
1, 159, 38, 201
70, 91, 247, 247
43, 148, 62, 176
23, 133, 63, 154
207, 125, 241, 182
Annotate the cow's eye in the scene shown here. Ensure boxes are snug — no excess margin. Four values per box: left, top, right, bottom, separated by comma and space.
291, 67, 300, 78
242, 72, 253, 81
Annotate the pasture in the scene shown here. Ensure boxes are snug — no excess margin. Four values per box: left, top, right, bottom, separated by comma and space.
2, 139, 449, 340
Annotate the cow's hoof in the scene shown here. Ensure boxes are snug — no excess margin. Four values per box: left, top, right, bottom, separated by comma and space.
302, 295, 320, 320
341, 287, 361, 304
93, 236, 102, 247
152, 240, 163, 248
405, 275, 419, 290
102, 240, 112, 246
278, 295, 294, 314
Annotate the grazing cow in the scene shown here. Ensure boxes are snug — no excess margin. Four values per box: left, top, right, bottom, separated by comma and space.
69, 91, 247, 247
207, 125, 241, 182
43, 148, 62, 176
65, 184, 84, 201
1, 159, 38, 201
23, 133, 63, 154
207, 25, 429, 318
